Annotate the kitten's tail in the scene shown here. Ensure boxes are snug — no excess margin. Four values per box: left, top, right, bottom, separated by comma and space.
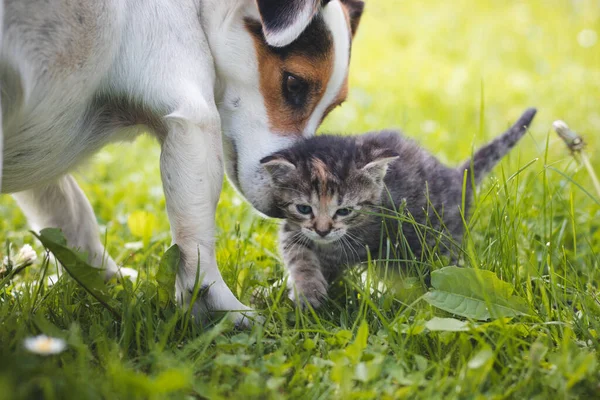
459, 108, 537, 186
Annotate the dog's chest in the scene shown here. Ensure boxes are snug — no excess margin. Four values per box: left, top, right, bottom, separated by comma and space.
1, 103, 99, 193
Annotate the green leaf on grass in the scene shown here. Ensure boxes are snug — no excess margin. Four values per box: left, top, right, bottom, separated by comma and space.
345, 321, 369, 362
34, 228, 119, 318
127, 210, 158, 245
152, 369, 191, 394
155, 244, 180, 305
468, 347, 494, 369
425, 317, 470, 332
423, 266, 529, 320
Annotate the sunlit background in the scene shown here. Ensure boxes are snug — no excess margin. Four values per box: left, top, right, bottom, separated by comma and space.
4, 0, 598, 279
1, 1, 599, 397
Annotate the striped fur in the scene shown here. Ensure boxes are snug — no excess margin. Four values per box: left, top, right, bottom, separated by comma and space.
262, 108, 537, 307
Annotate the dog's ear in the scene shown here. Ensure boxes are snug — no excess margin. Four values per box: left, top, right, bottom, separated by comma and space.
255, 0, 323, 47
340, 0, 365, 37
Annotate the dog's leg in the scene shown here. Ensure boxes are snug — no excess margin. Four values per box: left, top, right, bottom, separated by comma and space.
0, 95, 3, 193
0, 0, 3, 193
161, 108, 254, 327
13, 175, 137, 280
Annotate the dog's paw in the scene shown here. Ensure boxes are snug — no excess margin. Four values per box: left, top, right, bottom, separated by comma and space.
101, 256, 138, 282
177, 279, 263, 329
231, 310, 265, 329
288, 274, 328, 309
195, 301, 263, 329
115, 267, 138, 282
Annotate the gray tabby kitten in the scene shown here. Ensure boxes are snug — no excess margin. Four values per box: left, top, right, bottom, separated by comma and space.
261, 108, 537, 307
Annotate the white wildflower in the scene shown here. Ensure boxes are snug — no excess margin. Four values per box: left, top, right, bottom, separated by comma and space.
24, 335, 67, 355
16, 244, 37, 265
2, 244, 37, 273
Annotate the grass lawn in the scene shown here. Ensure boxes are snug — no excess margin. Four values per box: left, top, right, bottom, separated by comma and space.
1, 0, 600, 398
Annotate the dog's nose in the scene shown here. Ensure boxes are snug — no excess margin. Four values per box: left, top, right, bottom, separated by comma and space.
315, 228, 330, 237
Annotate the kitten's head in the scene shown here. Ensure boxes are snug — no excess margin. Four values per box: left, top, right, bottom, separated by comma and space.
260, 135, 398, 244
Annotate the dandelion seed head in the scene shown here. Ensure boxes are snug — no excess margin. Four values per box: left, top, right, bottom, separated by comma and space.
552, 120, 569, 133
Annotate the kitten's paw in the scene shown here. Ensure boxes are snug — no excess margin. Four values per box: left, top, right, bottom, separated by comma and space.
288, 273, 328, 309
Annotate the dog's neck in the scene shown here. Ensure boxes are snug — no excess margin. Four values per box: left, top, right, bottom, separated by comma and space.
198, 0, 261, 107
197, 0, 293, 215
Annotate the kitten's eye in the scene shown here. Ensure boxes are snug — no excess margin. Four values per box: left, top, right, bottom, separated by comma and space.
283, 73, 309, 108
336, 208, 352, 217
296, 204, 313, 215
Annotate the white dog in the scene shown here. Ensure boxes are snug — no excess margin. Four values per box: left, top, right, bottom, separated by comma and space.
0, 0, 364, 325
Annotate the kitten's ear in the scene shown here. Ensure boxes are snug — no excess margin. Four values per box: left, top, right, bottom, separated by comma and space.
361, 149, 399, 181
261, 154, 297, 178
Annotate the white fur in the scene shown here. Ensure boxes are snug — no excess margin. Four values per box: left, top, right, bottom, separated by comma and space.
200, 0, 301, 216
0, 0, 351, 326
205, 0, 352, 215
304, 0, 351, 136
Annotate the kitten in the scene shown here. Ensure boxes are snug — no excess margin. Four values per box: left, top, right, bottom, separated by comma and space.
261, 108, 537, 307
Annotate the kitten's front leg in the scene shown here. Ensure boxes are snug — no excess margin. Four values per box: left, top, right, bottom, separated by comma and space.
280, 226, 328, 308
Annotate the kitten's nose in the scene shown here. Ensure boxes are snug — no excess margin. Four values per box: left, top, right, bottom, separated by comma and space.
315, 228, 331, 237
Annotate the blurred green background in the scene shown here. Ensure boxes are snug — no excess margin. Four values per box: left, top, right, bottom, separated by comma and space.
1, 0, 599, 252
1, 1, 599, 398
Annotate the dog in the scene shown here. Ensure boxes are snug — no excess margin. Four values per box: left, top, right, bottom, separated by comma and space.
0, 0, 364, 325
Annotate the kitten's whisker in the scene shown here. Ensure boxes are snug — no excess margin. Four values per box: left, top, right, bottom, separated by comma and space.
339, 237, 351, 265
344, 233, 363, 261
282, 232, 308, 268
287, 233, 305, 256
347, 230, 369, 259
283, 231, 304, 250
340, 236, 353, 261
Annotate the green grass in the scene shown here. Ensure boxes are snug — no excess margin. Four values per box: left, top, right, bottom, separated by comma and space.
1, 0, 600, 398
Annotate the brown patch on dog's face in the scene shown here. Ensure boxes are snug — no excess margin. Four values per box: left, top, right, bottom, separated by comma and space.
245, 1, 364, 137
246, 18, 338, 135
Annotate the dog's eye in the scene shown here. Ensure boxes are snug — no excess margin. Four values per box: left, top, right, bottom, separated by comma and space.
336, 208, 352, 217
283, 73, 309, 108
296, 204, 313, 215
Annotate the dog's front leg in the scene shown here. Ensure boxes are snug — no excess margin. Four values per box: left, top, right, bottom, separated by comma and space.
0, 0, 3, 192
161, 108, 254, 327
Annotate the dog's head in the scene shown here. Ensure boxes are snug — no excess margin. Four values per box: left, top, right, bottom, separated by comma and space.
209, 0, 364, 217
